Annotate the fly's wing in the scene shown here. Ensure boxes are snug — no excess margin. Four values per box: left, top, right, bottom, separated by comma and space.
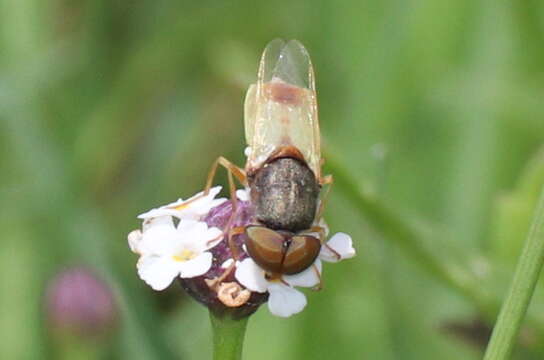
244, 39, 321, 178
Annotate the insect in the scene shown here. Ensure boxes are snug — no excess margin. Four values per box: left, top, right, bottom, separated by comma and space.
204, 39, 334, 278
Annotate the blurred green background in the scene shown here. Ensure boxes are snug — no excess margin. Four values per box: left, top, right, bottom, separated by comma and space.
2, 0, 544, 359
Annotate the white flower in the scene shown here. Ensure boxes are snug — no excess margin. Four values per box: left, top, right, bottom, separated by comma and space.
235, 257, 322, 317
128, 216, 223, 291
235, 232, 355, 317
236, 189, 250, 202
319, 232, 355, 263
244, 147, 252, 157
138, 186, 226, 221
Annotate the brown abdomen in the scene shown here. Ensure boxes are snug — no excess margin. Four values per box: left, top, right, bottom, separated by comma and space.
250, 157, 319, 232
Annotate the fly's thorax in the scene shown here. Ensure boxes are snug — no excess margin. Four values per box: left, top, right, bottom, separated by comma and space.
249, 157, 320, 232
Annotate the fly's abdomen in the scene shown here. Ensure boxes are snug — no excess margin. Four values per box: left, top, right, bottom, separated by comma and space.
250, 157, 319, 232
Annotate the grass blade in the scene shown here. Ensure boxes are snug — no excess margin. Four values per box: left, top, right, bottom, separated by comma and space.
483, 186, 544, 360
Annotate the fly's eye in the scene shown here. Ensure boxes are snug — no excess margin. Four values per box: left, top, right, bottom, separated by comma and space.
245, 226, 286, 274
282, 235, 321, 275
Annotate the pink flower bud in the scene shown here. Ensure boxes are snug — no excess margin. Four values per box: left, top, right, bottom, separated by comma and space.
45, 267, 117, 337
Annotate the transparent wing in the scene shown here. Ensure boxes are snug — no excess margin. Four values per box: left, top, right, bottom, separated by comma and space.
244, 39, 321, 178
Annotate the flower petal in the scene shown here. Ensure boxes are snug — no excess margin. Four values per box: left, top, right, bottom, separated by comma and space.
244, 146, 252, 157
202, 227, 223, 250
138, 186, 226, 221
283, 259, 322, 288
177, 220, 223, 251
234, 258, 268, 293
137, 256, 180, 291
180, 186, 226, 220
210, 197, 228, 209
320, 233, 355, 262
221, 258, 234, 268
267, 283, 307, 317
176, 219, 203, 232
138, 221, 180, 256
185, 186, 223, 204
140, 208, 184, 221
178, 252, 213, 278
236, 189, 250, 202
142, 215, 174, 231
128, 230, 143, 254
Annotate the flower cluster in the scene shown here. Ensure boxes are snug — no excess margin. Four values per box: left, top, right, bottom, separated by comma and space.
128, 186, 355, 318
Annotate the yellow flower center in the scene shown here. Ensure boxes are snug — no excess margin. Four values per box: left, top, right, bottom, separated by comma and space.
172, 249, 196, 262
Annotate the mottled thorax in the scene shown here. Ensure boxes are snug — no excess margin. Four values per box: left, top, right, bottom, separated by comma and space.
250, 157, 319, 232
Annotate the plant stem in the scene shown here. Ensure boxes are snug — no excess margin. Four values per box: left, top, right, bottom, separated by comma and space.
483, 186, 544, 360
209, 312, 248, 360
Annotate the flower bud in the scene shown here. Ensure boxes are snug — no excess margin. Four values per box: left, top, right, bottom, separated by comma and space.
45, 267, 117, 338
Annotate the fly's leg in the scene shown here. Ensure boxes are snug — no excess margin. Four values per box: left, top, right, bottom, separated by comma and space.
202, 157, 247, 263
225, 224, 245, 261
203, 168, 245, 291
315, 174, 333, 222
300, 225, 341, 261
219, 168, 244, 260
311, 264, 322, 291
170, 157, 246, 211
203, 156, 248, 256
300, 226, 327, 241
205, 226, 246, 290
204, 156, 247, 194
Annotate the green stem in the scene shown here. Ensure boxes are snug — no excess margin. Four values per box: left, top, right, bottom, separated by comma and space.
483, 186, 544, 360
56, 337, 106, 360
209, 312, 248, 360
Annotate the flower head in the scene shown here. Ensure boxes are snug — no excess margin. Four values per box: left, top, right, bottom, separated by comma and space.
128, 186, 356, 319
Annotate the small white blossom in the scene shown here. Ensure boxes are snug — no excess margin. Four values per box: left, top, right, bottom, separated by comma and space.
319, 232, 355, 263
127, 230, 143, 254
138, 186, 226, 221
129, 216, 222, 291
235, 232, 355, 317
244, 147, 252, 157
235, 258, 322, 317
236, 189, 250, 202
